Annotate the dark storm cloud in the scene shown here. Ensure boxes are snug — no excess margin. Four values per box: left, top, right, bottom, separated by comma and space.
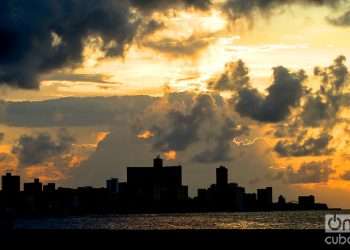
12, 129, 74, 167
148, 93, 248, 163
138, 19, 166, 37
193, 117, 248, 163
300, 95, 331, 127
235, 66, 306, 122
130, 0, 211, 12
274, 132, 334, 157
286, 161, 334, 184
152, 94, 216, 151
208, 60, 250, 91
223, 0, 344, 20
299, 56, 348, 127
0, 0, 138, 89
0, 0, 215, 89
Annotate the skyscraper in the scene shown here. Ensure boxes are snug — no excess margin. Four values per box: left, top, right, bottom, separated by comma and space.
257, 187, 273, 210
216, 166, 228, 187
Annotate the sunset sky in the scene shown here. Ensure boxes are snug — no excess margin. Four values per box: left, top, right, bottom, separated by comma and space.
2, 0, 350, 208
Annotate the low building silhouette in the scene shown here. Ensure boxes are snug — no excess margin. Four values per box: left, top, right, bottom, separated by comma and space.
43, 183, 56, 192
106, 178, 119, 193
298, 195, 315, 210
24, 178, 42, 193
2, 173, 20, 193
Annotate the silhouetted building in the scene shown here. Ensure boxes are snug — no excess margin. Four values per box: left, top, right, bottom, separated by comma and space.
43, 183, 56, 192
244, 193, 257, 211
1, 173, 20, 193
106, 178, 119, 193
257, 187, 272, 210
216, 166, 228, 187
197, 189, 208, 201
24, 178, 42, 193
126, 156, 188, 202
278, 195, 286, 205
0, 156, 334, 216
154, 155, 163, 168
202, 167, 245, 211
298, 195, 315, 210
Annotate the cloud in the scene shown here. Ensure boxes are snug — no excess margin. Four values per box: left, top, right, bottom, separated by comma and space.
300, 56, 348, 127
340, 170, 350, 181
138, 19, 166, 38
274, 132, 334, 157
222, 0, 344, 21
235, 66, 306, 122
1, 96, 155, 127
0, 0, 141, 89
208, 60, 250, 91
42, 73, 116, 84
272, 55, 349, 147
12, 129, 75, 167
142, 33, 214, 57
144, 93, 249, 163
328, 10, 350, 26
285, 160, 334, 184
130, 0, 211, 13
0, 0, 211, 89
151, 94, 217, 151
192, 117, 248, 163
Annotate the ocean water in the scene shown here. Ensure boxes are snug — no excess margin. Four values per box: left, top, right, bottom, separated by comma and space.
14, 210, 342, 230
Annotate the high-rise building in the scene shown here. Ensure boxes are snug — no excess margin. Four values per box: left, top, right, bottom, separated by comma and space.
24, 178, 42, 193
257, 187, 273, 210
244, 193, 257, 211
216, 166, 228, 187
126, 156, 187, 201
106, 178, 119, 193
1, 173, 20, 193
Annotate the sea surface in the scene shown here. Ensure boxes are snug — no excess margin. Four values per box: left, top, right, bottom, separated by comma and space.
14, 210, 344, 230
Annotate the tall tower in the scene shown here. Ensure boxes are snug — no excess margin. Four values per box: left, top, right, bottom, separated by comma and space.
216, 166, 228, 187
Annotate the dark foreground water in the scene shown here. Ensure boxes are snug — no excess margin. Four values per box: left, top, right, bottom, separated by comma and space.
14, 210, 341, 230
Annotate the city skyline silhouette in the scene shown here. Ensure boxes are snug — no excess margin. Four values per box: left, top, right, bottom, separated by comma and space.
0, 156, 333, 219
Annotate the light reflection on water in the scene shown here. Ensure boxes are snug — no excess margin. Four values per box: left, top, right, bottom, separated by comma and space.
15, 211, 341, 230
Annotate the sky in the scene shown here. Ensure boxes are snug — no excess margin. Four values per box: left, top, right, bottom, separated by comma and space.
2, 0, 350, 208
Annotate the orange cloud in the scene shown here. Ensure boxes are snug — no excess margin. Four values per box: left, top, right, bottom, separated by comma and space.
137, 130, 154, 140
25, 165, 65, 183
164, 150, 177, 160
96, 131, 109, 144
68, 155, 86, 168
